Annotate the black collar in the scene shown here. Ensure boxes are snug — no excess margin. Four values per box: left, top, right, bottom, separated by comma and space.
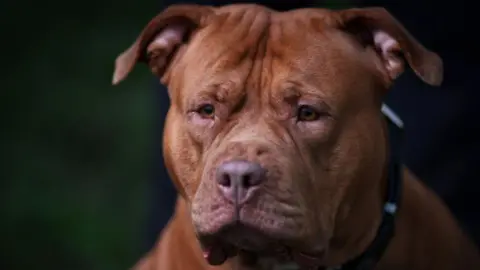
327, 103, 404, 270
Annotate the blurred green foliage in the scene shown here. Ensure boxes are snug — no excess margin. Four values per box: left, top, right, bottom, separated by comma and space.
0, 1, 162, 270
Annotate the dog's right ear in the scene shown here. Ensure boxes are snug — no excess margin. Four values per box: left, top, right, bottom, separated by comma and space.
337, 7, 443, 86
112, 5, 212, 85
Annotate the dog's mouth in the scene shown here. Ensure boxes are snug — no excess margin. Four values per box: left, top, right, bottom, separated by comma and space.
198, 222, 325, 268
199, 222, 278, 265
201, 244, 291, 267
201, 240, 326, 268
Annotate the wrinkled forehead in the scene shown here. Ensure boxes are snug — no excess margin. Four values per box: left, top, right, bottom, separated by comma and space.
173, 6, 378, 109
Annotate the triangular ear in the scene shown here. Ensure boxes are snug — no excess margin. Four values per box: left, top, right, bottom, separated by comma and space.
338, 7, 443, 86
112, 4, 213, 85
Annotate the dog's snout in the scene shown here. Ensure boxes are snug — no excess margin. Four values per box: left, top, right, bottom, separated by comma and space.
216, 160, 266, 204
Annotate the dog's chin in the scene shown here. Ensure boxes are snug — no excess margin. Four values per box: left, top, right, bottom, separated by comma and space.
197, 222, 290, 267
196, 217, 326, 268
197, 222, 328, 268
195, 206, 301, 252
198, 222, 278, 253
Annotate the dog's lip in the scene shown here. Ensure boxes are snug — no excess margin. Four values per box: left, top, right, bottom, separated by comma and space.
198, 221, 271, 250
201, 242, 272, 267
200, 238, 286, 267
201, 239, 326, 268
201, 241, 236, 266
198, 222, 326, 267
196, 210, 307, 252
198, 221, 276, 265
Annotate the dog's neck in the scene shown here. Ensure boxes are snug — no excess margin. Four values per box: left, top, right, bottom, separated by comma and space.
375, 171, 480, 270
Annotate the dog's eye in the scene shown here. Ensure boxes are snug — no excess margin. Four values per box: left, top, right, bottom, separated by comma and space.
197, 104, 215, 119
297, 105, 320, 121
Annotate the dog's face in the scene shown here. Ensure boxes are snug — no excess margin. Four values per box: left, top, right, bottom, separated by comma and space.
113, 4, 442, 265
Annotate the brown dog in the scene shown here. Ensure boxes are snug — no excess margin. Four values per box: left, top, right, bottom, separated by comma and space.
113, 4, 480, 270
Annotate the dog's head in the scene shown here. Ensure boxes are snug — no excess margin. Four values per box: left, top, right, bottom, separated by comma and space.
113, 4, 442, 267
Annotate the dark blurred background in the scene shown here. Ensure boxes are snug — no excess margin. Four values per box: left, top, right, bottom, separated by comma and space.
0, 1, 161, 270
1, 1, 478, 270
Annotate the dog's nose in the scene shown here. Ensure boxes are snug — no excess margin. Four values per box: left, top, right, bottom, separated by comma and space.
216, 160, 266, 204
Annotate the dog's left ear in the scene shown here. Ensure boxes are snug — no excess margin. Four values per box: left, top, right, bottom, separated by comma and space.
338, 7, 443, 86
112, 4, 213, 85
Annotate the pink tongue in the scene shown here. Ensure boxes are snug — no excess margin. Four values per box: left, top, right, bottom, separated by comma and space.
203, 245, 228, 266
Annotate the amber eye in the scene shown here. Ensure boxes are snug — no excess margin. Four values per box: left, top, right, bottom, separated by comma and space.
297, 105, 320, 121
197, 104, 215, 119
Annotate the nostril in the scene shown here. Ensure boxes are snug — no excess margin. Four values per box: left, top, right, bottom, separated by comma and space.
243, 167, 265, 187
218, 174, 231, 187
241, 174, 252, 188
